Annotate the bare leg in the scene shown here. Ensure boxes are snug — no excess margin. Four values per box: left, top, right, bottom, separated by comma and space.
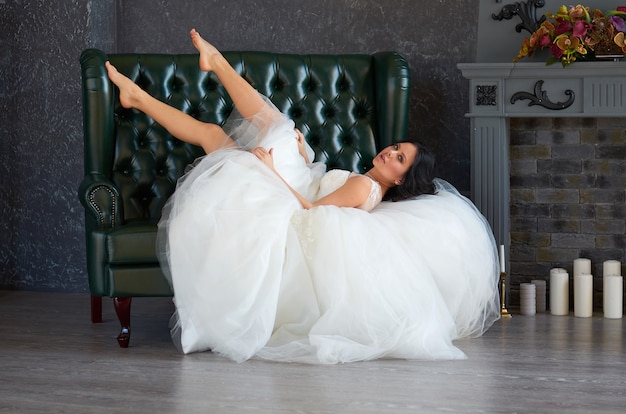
105, 61, 236, 154
190, 29, 280, 125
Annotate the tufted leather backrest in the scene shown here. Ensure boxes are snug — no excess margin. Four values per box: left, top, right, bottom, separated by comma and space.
80, 49, 410, 223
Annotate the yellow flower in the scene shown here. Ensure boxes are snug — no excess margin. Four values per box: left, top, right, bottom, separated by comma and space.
614, 31, 626, 52
569, 4, 590, 21
556, 35, 580, 51
514, 38, 533, 61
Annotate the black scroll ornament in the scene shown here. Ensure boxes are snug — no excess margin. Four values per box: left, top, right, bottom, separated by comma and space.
492, 0, 546, 34
510, 80, 575, 110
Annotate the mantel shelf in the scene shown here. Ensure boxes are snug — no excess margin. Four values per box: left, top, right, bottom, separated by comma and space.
458, 61, 626, 118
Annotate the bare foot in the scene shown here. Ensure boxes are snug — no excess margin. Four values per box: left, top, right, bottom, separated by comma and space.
105, 61, 144, 109
190, 28, 222, 72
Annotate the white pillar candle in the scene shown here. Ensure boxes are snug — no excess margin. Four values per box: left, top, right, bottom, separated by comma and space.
603, 260, 622, 318
603, 260, 622, 277
499, 245, 505, 273
531, 279, 547, 313
574, 273, 593, 318
604, 275, 623, 319
573, 258, 591, 276
550, 268, 569, 316
520, 283, 536, 316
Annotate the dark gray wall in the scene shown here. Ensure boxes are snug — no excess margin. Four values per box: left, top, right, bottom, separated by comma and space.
1, 0, 116, 291
1, 0, 478, 292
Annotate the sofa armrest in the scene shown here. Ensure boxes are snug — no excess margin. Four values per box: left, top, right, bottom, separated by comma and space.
80, 49, 116, 178
78, 173, 123, 229
373, 52, 411, 148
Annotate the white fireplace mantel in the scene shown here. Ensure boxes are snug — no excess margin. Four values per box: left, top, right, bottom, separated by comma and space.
457, 61, 626, 264
459, 61, 626, 118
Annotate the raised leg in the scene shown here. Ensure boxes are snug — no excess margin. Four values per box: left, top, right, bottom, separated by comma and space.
113, 297, 132, 348
91, 295, 102, 323
190, 29, 280, 125
105, 62, 236, 154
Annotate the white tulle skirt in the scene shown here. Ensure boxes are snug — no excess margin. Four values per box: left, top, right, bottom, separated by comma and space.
157, 103, 500, 364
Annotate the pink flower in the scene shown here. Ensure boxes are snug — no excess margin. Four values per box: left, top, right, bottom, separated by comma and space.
540, 34, 552, 47
550, 43, 564, 58
572, 20, 589, 37
555, 20, 573, 35
617, 7, 626, 12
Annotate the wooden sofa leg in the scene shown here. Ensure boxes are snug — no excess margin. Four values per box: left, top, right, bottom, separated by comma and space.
113, 297, 132, 348
91, 295, 103, 323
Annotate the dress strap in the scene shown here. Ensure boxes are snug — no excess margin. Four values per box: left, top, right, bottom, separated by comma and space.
354, 173, 382, 212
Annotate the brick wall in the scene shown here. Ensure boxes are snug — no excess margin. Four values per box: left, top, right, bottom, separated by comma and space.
509, 117, 626, 310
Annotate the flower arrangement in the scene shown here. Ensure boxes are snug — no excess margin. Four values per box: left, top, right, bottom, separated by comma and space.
515, 4, 626, 66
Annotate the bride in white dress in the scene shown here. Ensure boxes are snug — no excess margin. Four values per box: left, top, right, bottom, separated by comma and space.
105, 29, 501, 364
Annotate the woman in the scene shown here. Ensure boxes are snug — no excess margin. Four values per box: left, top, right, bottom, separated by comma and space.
106, 29, 501, 364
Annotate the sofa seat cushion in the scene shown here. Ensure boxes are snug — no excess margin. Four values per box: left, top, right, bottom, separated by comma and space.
104, 221, 159, 265
105, 265, 172, 297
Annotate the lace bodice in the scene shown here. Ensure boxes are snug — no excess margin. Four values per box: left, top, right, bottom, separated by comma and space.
317, 169, 382, 212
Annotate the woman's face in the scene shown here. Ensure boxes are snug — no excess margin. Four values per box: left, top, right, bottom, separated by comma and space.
372, 142, 418, 185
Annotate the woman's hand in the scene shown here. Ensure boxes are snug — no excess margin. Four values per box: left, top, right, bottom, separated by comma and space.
251, 145, 313, 209
293, 128, 311, 164
251, 147, 276, 171
294, 128, 310, 164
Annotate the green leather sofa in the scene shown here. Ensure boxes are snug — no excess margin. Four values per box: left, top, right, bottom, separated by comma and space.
79, 48, 410, 348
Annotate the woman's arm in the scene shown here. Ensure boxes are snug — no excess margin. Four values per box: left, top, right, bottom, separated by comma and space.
251, 147, 370, 209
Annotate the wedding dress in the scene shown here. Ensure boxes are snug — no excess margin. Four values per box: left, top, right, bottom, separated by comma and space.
157, 98, 500, 364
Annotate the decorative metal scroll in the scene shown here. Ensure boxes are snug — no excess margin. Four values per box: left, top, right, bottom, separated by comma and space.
492, 0, 546, 34
510, 80, 575, 110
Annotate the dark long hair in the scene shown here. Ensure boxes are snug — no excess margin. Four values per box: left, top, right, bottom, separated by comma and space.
383, 141, 436, 202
